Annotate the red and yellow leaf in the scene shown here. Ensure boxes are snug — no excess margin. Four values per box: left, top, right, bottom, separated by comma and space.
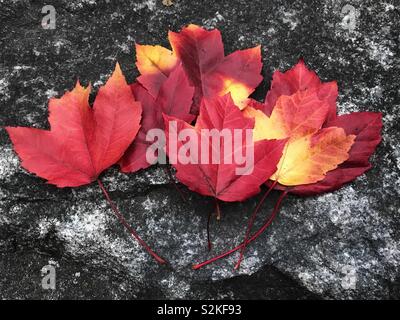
270, 127, 355, 186
291, 112, 382, 195
163, 94, 286, 202
253, 59, 338, 120
244, 89, 356, 186
6, 64, 142, 187
136, 44, 179, 98
135, 24, 262, 114
244, 89, 330, 141
169, 24, 262, 111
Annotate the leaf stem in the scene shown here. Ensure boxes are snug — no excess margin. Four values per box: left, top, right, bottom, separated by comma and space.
215, 198, 221, 220
192, 190, 288, 270
235, 180, 278, 270
97, 179, 166, 265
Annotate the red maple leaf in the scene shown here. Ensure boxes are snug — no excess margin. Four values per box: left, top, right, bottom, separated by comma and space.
163, 93, 286, 250
282, 112, 382, 195
119, 64, 195, 173
135, 43, 180, 99
254, 61, 383, 195
6, 64, 141, 187
194, 61, 382, 270
243, 61, 382, 197
6, 64, 166, 264
252, 59, 338, 121
135, 24, 263, 114
163, 94, 286, 203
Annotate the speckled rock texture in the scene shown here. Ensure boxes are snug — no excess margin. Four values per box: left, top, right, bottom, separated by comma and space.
0, 0, 399, 299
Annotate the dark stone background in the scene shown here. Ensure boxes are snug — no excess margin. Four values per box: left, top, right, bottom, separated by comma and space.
0, 0, 399, 299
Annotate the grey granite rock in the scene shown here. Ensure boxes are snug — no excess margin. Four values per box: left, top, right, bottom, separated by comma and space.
0, 0, 399, 299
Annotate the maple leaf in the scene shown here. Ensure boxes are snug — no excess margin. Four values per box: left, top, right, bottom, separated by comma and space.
119, 64, 195, 173
253, 59, 338, 121
6, 64, 142, 187
195, 61, 382, 270
244, 89, 356, 186
163, 94, 286, 203
6, 64, 166, 264
246, 98, 381, 194
235, 96, 380, 269
230, 87, 357, 269
288, 111, 382, 195
135, 44, 179, 98
135, 24, 263, 113
243, 60, 382, 193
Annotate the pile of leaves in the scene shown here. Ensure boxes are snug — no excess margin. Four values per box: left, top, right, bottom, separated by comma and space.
5, 24, 382, 269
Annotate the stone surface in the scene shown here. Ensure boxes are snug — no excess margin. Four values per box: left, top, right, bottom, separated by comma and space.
0, 0, 399, 299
